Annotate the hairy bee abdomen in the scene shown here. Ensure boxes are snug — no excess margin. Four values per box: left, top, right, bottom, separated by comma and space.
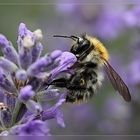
66, 89, 94, 103
66, 69, 104, 103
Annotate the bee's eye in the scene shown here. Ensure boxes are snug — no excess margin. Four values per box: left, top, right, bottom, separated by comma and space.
70, 39, 90, 58
80, 40, 90, 50
78, 37, 84, 44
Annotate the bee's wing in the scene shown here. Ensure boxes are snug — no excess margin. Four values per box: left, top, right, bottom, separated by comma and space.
104, 61, 131, 102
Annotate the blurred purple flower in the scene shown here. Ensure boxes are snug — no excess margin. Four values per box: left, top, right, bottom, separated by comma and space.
94, 10, 125, 40
127, 58, 140, 86
19, 85, 35, 102
56, 2, 127, 40
98, 96, 131, 134
56, 0, 76, 15
56, 3, 140, 43
0, 23, 77, 135
103, 96, 131, 120
71, 103, 97, 124
9, 120, 49, 136
123, 6, 140, 27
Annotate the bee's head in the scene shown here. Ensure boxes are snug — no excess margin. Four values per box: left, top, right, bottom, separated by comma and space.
70, 35, 91, 58
53, 34, 91, 59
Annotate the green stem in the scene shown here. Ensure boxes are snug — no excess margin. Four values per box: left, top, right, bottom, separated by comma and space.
11, 100, 23, 126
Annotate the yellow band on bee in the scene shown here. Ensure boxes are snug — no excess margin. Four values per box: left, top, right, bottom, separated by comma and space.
86, 35, 109, 61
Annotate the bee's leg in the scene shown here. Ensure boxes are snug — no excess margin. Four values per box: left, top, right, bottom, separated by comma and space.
66, 91, 77, 103
71, 61, 97, 69
66, 90, 86, 103
70, 61, 84, 69
49, 77, 87, 90
67, 83, 86, 90
84, 62, 97, 68
48, 78, 69, 88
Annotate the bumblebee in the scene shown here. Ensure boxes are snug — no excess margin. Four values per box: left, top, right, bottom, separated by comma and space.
51, 34, 131, 103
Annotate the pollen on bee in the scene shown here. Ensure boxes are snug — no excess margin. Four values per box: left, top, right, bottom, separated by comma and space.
93, 38, 109, 61
73, 98, 87, 104
86, 35, 109, 61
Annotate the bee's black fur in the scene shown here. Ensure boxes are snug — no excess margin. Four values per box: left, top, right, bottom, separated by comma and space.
50, 62, 99, 103
52, 34, 131, 102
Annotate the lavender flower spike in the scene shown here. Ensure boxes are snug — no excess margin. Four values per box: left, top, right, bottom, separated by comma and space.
27, 50, 62, 77
41, 97, 66, 127
0, 22, 77, 135
0, 68, 17, 93
50, 51, 77, 79
0, 57, 18, 73
0, 105, 12, 128
18, 23, 32, 38
19, 85, 35, 102
0, 34, 19, 65
26, 100, 42, 114
15, 69, 27, 81
31, 42, 43, 63
18, 23, 34, 69
29, 29, 43, 63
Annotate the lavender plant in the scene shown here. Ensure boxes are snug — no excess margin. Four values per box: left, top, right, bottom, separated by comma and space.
0, 23, 77, 136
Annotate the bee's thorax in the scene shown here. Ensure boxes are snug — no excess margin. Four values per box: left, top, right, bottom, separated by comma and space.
86, 35, 109, 62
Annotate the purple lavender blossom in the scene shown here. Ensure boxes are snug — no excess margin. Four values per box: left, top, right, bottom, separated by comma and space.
9, 120, 50, 136
41, 96, 66, 128
56, 3, 140, 42
19, 85, 35, 102
98, 96, 131, 134
123, 6, 140, 28
56, 3, 126, 40
127, 58, 140, 86
0, 23, 77, 135
94, 10, 125, 40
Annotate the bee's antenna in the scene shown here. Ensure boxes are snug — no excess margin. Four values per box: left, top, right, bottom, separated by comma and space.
53, 35, 78, 41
